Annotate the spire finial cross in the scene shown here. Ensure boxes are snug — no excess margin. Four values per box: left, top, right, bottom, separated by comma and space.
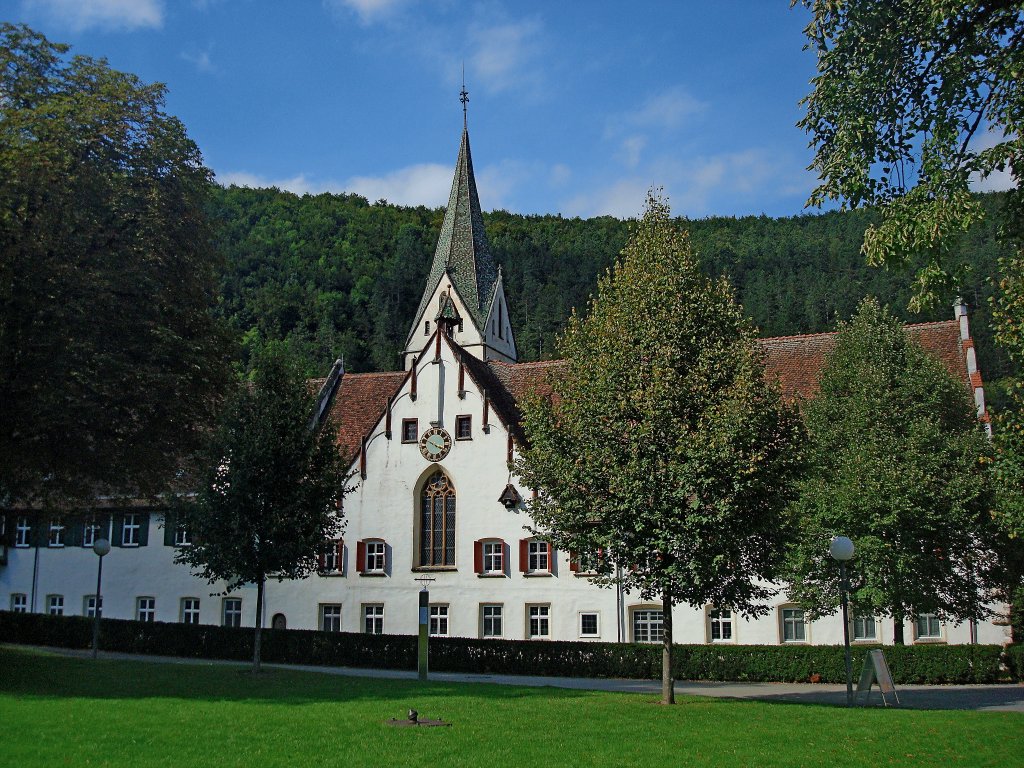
460, 64, 469, 127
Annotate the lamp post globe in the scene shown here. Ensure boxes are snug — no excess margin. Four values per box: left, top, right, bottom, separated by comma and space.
829, 535, 854, 562
829, 535, 855, 706
91, 538, 110, 659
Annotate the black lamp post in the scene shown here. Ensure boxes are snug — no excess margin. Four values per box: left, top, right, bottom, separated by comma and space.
91, 538, 110, 659
829, 535, 855, 706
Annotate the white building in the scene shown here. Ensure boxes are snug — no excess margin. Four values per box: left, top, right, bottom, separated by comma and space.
0, 118, 1008, 648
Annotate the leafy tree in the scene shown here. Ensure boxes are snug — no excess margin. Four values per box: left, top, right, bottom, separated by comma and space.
515, 192, 805, 704
798, 0, 1023, 307
175, 345, 348, 673
0, 23, 231, 505
784, 299, 997, 644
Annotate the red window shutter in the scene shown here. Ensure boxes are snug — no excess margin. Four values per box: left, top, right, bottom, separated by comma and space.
356, 540, 366, 573
474, 540, 483, 574
549, 543, 556, 562
337, 540, 345, 573
519, 538, 528, 572
318, 552, 326, 571
500, 539, 507, 573
569, 551, 579, 573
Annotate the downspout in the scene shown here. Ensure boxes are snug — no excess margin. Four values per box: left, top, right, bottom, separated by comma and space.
616, 564, 624, 643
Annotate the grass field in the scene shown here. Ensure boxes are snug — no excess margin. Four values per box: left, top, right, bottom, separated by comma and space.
0, 646, 1020, 768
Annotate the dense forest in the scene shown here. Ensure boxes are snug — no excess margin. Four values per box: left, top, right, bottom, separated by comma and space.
209, 187, 1016, 409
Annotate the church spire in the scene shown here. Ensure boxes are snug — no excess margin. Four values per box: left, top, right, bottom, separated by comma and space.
411, 92, 498, 336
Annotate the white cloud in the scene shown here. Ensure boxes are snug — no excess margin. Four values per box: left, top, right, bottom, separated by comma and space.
618, 135, 647, 169
23, 0, 164, 31
324, 0, 408, 24
216, 171, 341, 196
563, 149, 786, 219
345, 163, 453, 206
606, 86, 707, 138
969, 127, 1016, 193
181, 48, 215, 73
468, 17, 544, 94
549, 163, 571, 187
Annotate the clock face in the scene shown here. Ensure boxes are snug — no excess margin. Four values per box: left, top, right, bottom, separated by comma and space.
419, 427, 452, 461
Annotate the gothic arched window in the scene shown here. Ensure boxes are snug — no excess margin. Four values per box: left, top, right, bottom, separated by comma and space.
420, 471, 456, 566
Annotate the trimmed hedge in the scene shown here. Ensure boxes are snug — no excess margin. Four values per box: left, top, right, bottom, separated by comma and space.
0, 611, 1014, 684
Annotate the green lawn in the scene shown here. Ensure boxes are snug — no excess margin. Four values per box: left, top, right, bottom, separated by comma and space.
0, 646, 1019, 768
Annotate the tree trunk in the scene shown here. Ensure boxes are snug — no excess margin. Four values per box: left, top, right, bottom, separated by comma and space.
893, 616, 905, 646
661, 591, 674, 705
252, 575, 265, 674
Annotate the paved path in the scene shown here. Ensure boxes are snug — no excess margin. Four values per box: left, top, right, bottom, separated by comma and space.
26, 645, 1024, 712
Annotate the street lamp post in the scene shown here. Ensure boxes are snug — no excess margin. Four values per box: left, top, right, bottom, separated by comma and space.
91, 538, 111, 659
829, 535, 855, 707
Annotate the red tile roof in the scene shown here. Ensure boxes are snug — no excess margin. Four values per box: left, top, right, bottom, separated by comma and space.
320, 319, 973, 458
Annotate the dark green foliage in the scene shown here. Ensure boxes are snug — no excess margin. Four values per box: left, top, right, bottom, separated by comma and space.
785, 299, 997, 640
0, 611, 1009, 684
0, 24, 232, 504
207, 185, 1017, 387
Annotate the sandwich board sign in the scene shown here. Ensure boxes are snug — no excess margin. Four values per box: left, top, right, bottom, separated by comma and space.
855, 649, 900, 706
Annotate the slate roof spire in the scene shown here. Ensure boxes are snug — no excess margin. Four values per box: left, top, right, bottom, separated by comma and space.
412, 96, 499, 334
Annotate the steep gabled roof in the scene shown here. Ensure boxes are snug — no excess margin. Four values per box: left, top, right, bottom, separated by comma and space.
411, 127, 498, 337
324, 319, 976, 460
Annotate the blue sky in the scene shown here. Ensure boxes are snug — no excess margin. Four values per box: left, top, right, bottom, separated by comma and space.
10, 0, 832, 219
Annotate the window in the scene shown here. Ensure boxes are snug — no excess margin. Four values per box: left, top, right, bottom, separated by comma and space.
579, 612, 600, 638
320, 539, 344, 574
360, 539, 386, 573
10, 594, 27, 613
137, 597, 156, 622
853, 614, 876, 641
15, 516, 31, 547
526, 539, 550, 573
173, 525, 191, 547
478, 539, 504, 575
455, 414, 472, 440
709, 609, 734, 642
122, 513, 140, 546
781, 607, 806, 643
571, 549, 604, 575
497, 301, 504, 339
222, 598, 242, 628
47, 595, 64, 616
84, 595, 103, 618
402, 419, 418, 443
916, 613, 942, 640
181, 598, 200, 624
481, 604, 503, 638
82, 518, 102, 547
419, 471, 455, 567
320, 604, 342, 632
424, 320, 430, 336
632, 608, 663, 643
363, 604, 384, 634
429, 605, 449, 636
48, 518, 65, 547
528, 605, 550, 639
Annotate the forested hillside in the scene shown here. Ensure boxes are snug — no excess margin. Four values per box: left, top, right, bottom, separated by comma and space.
209, 187, 1015, 407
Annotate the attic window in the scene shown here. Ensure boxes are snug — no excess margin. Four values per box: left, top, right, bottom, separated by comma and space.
424, 321, 431, 336
498, 302, 504, 340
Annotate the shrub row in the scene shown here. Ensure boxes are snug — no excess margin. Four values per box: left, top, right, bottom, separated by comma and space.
0, 610, 1017, 683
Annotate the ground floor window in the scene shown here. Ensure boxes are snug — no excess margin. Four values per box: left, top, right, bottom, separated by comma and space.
853, 614, 876, 641
137, 597, 155, 622
916, 613, 942, 640
579, 612, 600, 638
632, 608, 663, 643
84, 595, 103, 618
527, 605, 550, 639
709, 609, 733, 642
429, 604, 449, 636
363, 604, 384, 634
47, 595, 64, 616
481, 604, 503, 638
320, 604, 342, 632
10, 593, 27, 613
222, 598, 242, 628
181, 598, 200, 624
780, 607, 806, 643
